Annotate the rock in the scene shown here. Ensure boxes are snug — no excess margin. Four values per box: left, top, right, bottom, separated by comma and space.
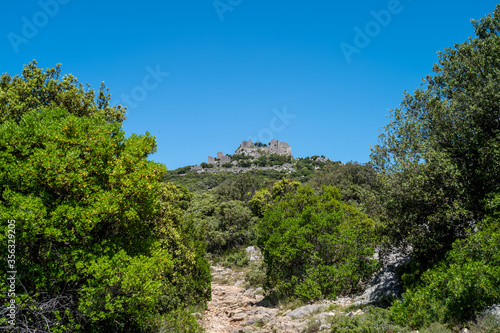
286, 304, 327, 319
353, 249, 410, 306
231, 312, 247, 321
319, 323, 331, 331
243, 288, 254, 297
245, 246, 262, 261
347, 309, 363, 317
460, 328, 469, 333
484, 304, 500, 317
240, 318, 256, 326
314, 311, 336, 321
191, 312, 202, 320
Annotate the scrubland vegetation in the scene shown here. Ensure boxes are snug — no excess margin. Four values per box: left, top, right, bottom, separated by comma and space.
2, 5, 500, 332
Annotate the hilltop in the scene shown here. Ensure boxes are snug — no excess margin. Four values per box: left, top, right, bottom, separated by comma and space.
165, 139, 344, 193
190, 139, 298, 174
171, 139, 331, 175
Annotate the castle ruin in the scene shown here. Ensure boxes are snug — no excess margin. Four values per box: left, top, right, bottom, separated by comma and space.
191, 139, 293, 171
235, 139, 292, 158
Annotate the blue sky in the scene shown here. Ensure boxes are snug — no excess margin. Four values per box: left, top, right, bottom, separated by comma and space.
1, 0, 498, 169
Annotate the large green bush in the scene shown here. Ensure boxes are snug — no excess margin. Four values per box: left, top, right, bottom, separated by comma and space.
0, 107, 210, 331
371, 5, 500, 277
185, 192, 257, 254
390, 218, 500, 329
256, 183, 378, 301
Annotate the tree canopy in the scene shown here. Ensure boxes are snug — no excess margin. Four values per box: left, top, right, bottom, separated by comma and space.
371, 4, 500, 272
0, 61, 125, 124
0, 64, 209, 332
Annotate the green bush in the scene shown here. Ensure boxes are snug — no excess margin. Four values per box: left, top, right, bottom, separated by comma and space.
238, 160, 252, 168
245, 261, 267, 288
390, 218, 500, 329
186, 193, 257, 253
256, 183, 378, 301
151, 309, 203, 333
222, 248, 250, 268
328, 307, 411, 333
0, 107, 210, 331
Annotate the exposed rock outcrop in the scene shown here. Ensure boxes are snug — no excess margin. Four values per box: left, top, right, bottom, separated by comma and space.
353, 249, 410, 306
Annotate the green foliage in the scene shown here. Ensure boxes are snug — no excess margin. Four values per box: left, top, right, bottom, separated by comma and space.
390, 219, 500, 329
468, 313, 500, 333
200, 162, 213, 169
328, 307, 411, 333
0, 107, 210, 331
256, 183, 378, 301
0, 61, 125, 124
308, 162, 383, 219
245, 261, 267, 288
176, 165, 191, 174
165, 170, 235, 193
185, 193, 257, 254
220, 248, 250, 269
238, 160, 252, 167
250, 188, 272, 218
229, 154, 253, 161
249, 178, 300, 218
304, 318, 322, 333
213, 173, 270, 202
150, 309, 203, 333
371, 5, 500, 274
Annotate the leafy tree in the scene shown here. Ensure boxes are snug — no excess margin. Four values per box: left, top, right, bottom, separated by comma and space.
0, 61, 125, 124
390, 216, 500, 328
213, 172, 270, 203
185, 192, 257, 253
371, 5, 500, 272
308, 162, 383, 218
250, 178, 300, 218
200, 162, 213, 169
238, 160, 252, 168
0, 107, 209, 331
256, 183, 378, 301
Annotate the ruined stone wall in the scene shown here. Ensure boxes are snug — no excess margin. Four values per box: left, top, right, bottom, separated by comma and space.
236, 139, 292, 157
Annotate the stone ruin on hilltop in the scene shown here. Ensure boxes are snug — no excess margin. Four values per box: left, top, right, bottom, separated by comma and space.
235, 139, 292, 158
190, 139, 293, 173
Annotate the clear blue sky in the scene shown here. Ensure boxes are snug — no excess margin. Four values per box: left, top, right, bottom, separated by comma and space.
1, 0, 497, 169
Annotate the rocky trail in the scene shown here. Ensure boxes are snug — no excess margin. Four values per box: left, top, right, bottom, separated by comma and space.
199, 247, 371, 333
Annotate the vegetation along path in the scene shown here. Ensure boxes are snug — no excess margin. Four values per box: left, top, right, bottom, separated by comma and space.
201, 248, 358, 333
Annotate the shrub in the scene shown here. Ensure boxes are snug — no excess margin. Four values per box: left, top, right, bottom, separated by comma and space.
238, 160, 252, 168
390, 218, 500, 329
221, 248, 250, 268
0, 108, 210, 331
186, 193, 257, 253
256, 184, 378, 301
328, 306, 411, 333
245, 261, 267, 288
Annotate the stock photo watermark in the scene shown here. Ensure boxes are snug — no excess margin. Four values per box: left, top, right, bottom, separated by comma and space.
248, 106, 296, 144
339, 0, 407, 64
7, 0, 70, 54
115, 64, 169, 109
213, 0, 243, 21
6, 219, 17, 327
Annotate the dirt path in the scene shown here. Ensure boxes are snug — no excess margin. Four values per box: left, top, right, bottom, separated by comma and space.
201, 263, 346, 333
202, 264, 278, 333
